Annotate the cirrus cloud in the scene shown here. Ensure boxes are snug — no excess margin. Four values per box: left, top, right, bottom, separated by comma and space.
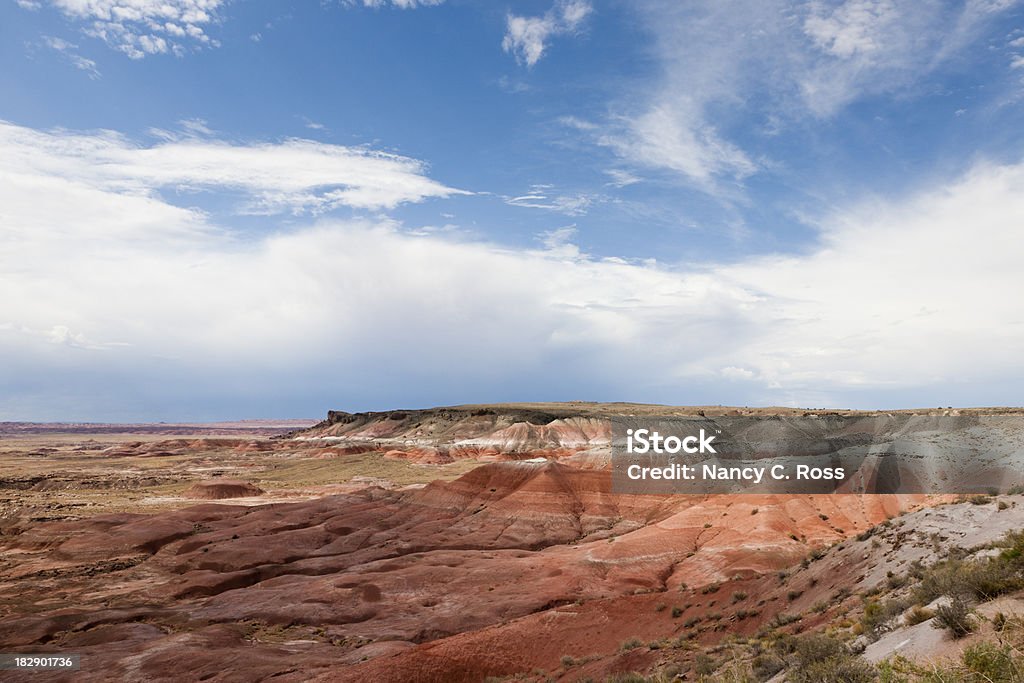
595, 0, 1023, 191
0, 120, 466, 215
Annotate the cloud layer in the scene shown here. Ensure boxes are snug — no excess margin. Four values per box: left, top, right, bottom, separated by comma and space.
2, 121, 1023, 419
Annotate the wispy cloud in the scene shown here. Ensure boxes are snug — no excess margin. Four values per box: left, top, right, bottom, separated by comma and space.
593, 0, 1023, 192
349, 0, 445, 7
505, 184, 597, 216
0, 120, 466, 215
604, 169, 642, 188
502, 0, 592, 67
537, 225, 581, 259
40, 35, 100, 78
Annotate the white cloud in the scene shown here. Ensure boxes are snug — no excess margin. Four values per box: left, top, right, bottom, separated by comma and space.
2, 120, 1023, 417
503, 0, 592, 67
721, 366, 756, 381
25, 0, 224, 58
40, 35, 101, 78
0, 121, 465, 215
705, 162, 1024, 393
505, 184, 596, 216
25, 0, 445, 58
604, 169, 642, 188
69, 54, 100, 77
178, 117, 214, 137
595, 0, 1022, 189
537, 225, 581, 259
804, 0, 898, 59
354, 0, 445, 7
601, 99, 758, 188
41, 35, 74, 51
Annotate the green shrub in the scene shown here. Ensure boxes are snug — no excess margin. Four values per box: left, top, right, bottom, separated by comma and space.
880, 640, 1024, 681
933, 597, 975, 638
694, 653, 715, 676
790, 657, 876, 683
862, 597, 910, 637
619, 637, 642, 651
916, 554, 1024, 604
751, 653, 784, 681
961, 641, 1024, 679
788, 634, 875, 683
604, 674, 650, 683
993, 611, 1007, 632
886, 572, 907, 590
773, 612, 801, 627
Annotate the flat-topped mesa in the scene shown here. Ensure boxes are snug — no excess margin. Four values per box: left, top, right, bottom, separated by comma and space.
291, 405, 609, 451
288, 402, 1024, 451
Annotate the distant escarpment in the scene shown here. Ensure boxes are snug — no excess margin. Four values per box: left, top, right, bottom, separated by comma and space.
289, 404, 1024, 483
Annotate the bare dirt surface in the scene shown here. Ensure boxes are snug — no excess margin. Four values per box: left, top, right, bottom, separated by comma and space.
2, 404, 1024, 681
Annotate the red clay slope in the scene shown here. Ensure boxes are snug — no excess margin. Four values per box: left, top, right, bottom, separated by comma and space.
0, 459, 919, 682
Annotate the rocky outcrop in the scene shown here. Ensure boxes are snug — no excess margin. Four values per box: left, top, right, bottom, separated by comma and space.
185, 480, 265, 499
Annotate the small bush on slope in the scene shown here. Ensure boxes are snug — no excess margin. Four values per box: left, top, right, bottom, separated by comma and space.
880, 641, 1024, 682
933, 597, 975, 639
788, 634, 877, 683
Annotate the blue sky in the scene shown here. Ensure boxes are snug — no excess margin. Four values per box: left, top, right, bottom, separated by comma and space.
2, 0, 1024, 420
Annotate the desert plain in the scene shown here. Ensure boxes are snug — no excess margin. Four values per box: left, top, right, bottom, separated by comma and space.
4, 404, 1024, 682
